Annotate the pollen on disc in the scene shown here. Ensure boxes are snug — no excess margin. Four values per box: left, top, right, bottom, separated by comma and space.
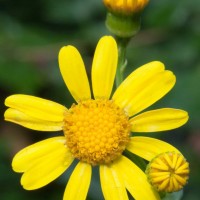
63, 99, 131, 165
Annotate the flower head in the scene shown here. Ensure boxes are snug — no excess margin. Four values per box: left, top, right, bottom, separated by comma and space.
5, 36, 189, 200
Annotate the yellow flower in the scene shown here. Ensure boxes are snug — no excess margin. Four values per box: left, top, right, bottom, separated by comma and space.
5, 36, 188, 200
103, 0, 149, 15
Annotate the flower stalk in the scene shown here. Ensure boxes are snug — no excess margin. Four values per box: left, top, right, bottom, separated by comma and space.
115, 37, 130, 87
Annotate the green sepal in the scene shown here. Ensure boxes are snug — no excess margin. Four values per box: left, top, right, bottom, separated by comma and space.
105, 12, 141, 38
161, 190, 183, 200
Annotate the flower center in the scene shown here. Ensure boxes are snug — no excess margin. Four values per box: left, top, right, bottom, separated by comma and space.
146, 152, 189, 193
63, 99, 130, 165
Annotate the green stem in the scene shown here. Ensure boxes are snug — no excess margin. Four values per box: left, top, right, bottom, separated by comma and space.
115, 37, 130, 87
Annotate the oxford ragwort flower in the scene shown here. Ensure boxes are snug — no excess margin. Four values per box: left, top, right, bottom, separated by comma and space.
5, 36, 188, 200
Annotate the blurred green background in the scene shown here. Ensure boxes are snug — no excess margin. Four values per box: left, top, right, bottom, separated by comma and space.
0, 0, 199, 199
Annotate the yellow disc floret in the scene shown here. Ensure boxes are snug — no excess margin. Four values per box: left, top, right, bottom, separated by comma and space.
63, 99, 130, 165
146, 152, 189, 193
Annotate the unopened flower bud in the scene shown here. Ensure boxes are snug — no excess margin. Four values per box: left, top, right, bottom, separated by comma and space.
103, 0, 149, 38
146, 152, 189, 193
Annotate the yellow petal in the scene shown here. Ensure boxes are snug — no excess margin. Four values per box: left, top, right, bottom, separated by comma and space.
13, 137, 74, 190
5, 108, 63, 131
92, 36, 118, 99
63, 162, 91, 200
5, 95, 66, 121
126, 136, 180, 161
12, 137, 72, 172
59, 46, 91, 102
130, 108, 189, 132
113, 156, 160, 200
112, 61, 175, 117
100, 165, 128, 200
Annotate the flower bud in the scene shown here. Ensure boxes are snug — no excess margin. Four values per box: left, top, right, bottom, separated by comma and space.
146, 152, 189, 193
103, 0, 149, 38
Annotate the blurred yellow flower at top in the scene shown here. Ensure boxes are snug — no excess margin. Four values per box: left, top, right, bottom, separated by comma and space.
103, 0, 149, 15
5, 36, 189, 200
